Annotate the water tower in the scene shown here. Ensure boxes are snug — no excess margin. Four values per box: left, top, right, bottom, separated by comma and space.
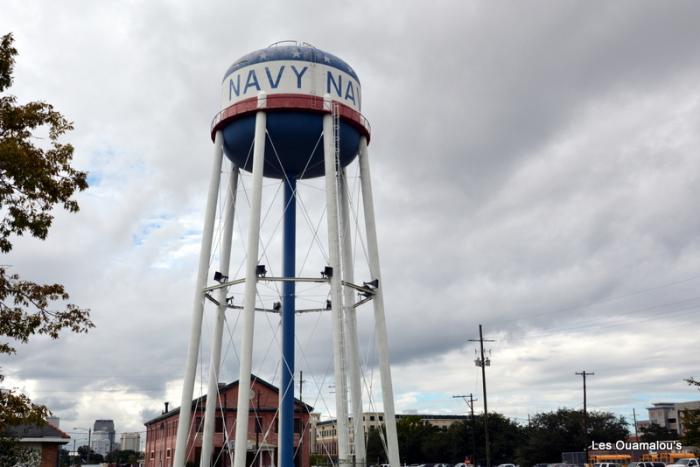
173, 42, 400, 467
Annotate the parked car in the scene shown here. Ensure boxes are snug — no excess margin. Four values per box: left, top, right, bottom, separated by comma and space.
630, 462, 656, 467
593, 463, 623, 467
669, 460, 699, 467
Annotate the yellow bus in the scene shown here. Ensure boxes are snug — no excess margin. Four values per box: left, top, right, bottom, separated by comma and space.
591, 454, 632, 466
659, 453, 695, 464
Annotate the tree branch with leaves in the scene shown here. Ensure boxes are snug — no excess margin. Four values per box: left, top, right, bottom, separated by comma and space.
0, 32, 93, 434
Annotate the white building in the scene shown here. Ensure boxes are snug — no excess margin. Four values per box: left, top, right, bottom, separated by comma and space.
314, 412, 468, 457
120, 432, 141, 452
647, 401, 700, 436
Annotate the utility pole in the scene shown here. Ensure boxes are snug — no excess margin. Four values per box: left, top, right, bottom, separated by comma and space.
454, 394, 478, 465
632, 408, 638, 438
576, 371, 594, 463
470, 325, 494, 467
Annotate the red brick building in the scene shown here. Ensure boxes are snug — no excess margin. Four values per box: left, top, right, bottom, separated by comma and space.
144, 375, 313, 467
2, 422, 70, 467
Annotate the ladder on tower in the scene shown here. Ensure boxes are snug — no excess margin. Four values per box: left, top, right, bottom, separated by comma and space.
332, 101, 340, 167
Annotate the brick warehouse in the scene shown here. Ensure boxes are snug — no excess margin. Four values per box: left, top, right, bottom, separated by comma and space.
144, 376, 313, 467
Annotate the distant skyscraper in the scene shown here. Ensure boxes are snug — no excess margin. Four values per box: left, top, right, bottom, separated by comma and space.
92, 419, 116, 456
120, 432, 141, 452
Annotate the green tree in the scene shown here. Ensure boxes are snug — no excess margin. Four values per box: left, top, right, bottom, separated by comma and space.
452, 413, 523, 466
77, 445, 103, 464
681, 378, 700, 447
516, 409, 629, 467
639, 422, 677, 442
106, 449, 141, 465
396, 416, 438, 463
59, 447, 71, 467
0, 29, 93, 448
421, 426, 452, 462
0, 437, 41, 467
366, 425, 388, 465
394, 413, 523, 465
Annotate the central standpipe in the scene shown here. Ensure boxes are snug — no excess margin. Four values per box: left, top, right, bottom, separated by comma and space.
279, 177, 297, 467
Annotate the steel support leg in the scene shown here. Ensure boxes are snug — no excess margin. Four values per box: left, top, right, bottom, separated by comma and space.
339, 168, 366, 465
233, 108, 267, 467
358, 136, 400, 467
200, 166, 239, 467
174, 131, 225, 467
323, 108, 350, 467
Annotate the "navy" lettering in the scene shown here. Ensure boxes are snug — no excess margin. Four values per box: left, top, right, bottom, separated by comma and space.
344, 81, 356, 106
291, 65, 308, 88
327, 72, 342, 97
228, 75, 241, 99
265, 66, 285, 89
244, 69, 261, 93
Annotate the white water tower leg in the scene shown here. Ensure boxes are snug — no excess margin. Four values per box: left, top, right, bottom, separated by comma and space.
233, 109, 267, 467
338, 168, 366, 465
358, 136, 400, 467
200, 165, 239, 467
323, 109, 350, 467
173, 130, 225, 467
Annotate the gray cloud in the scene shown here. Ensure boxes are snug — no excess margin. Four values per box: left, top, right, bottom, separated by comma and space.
2, 0, 700, 434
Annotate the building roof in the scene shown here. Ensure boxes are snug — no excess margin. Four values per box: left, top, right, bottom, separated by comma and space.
2, 423, 71, 444
144, 374, 314, 426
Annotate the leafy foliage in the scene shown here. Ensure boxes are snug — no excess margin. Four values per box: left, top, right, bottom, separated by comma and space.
639, 422, 678, 442
516, 409, 628, 467
78, 445, 104, 464
106, 449, 142, 464
394, 413, 523, 465
0, 32, 93, 435
0, 35, 88, 254
681, 378, 700, 446
366, 425, 388, 464
0, 437, 41, 467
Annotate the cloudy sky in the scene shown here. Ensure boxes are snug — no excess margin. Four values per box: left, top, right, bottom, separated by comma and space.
2, 0, 700, 445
